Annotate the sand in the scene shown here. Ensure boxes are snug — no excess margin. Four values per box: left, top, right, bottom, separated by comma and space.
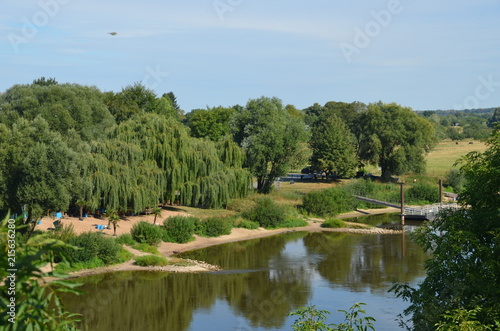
37, 207, 402, 280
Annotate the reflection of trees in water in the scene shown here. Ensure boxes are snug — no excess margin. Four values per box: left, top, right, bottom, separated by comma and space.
178, 231, 308, 270
302, 232, 428, 293
62, 232, 312, 331
221, 268, 311, 329
180, 231, 312, 328
61, 231, 424, 330
61, 271, 216, 331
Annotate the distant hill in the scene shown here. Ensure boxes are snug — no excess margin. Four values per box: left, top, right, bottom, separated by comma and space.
415, 107, 497, 115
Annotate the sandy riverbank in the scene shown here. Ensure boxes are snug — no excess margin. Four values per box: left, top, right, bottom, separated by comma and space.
39, 207, 402, 280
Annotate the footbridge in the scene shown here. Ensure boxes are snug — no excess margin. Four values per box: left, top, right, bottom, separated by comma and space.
354, 195, 460, 221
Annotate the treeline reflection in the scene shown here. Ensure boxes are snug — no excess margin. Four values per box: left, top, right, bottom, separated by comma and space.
61, 231, 427, 331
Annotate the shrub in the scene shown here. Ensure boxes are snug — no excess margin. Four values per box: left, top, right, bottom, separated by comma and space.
131, 221, 165, 246
163, 216, 198, 243
115, 233, 136, 246
445, 169, 465, 193
47, 223, 76, 242
234, 218, 260, 230
197, 216, 233, 237
134, 255, 168, 267
226, 198, 256, 213
407, 181, 440, 204
67, 232, 122, 265
321, 218, 347, 228
244, 197, 289, 228
279, 218, 308, 228
302, 187, 355, 217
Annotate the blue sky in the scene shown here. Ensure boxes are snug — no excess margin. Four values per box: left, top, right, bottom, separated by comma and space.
1, 0, 500, 112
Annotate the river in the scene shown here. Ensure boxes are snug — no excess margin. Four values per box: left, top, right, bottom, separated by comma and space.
61, 215, 427, 330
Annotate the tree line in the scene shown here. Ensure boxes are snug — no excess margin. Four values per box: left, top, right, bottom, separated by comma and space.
1, 77, 497, 230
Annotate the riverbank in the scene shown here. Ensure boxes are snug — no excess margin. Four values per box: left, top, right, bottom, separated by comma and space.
40, 207, 402, 280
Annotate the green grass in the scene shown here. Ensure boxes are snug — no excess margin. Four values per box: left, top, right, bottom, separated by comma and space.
425, 139, 487, 178
276, 218, 309, 228
321, 218, 347, 228
169, 259, 196, 267
134, 255, 168, 267
131, 242, 160, 254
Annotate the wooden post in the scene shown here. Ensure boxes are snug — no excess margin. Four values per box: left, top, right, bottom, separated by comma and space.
399, 182, 405, 225
439, 179, 443, 206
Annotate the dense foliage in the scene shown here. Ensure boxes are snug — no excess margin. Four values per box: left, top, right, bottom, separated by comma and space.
163, 216, 198, 243
392, 129, 500, 329
302, 187, 356, 217
0, 80, 252, 230
244, 197, 295, 228
0, 215, 81, 330
65, 232, 123, 265
232, 96, 309, 193
130, 221, 165, 246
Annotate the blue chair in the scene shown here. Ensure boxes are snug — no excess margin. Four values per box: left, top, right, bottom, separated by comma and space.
96, 224, 107, 231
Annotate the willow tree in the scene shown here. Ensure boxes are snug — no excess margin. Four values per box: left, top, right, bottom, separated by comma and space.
82, 138, 165, 214
113, 113, 251, 209
232, 97, 309, 193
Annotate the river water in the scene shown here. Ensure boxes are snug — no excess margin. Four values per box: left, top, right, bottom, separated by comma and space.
61, 215, 428, 331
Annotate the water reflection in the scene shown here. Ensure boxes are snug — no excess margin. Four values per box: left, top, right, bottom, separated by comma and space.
61, 229, 427, 331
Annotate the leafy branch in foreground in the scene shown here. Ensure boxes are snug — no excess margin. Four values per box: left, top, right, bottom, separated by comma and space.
289, 303, 376, 331
0, 215, 82, 331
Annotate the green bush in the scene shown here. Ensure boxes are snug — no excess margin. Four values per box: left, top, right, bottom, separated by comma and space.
244, 197, 289, 228
47, 223, 76, 242
302, 187, 355, 217
134, 255, 168, 267
67, 232, 122, 265
197, 216, 233, 237
131, 221, 165, 246
407, 181, 440, 204
321, 218, 347, 228
279, 218, 308, 228
226, 198, 256, 213
445, 169, 465, 193
234, 218, 260, 230
115, 233, 136, 246
163, 216, 198, 243
56, 256, 105, 273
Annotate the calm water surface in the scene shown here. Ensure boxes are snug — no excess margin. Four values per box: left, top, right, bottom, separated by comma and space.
62, 216, 427, 331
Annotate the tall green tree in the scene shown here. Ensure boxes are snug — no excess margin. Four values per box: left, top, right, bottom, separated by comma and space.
309, 112, 357, 177
232, 97, 309, 193
487, 107, 500, 128
185, 106, 235, 141
357, 102, 436, 181
0, 82, 115, 141
392, 129, 500, 329
0, 117, 78, 227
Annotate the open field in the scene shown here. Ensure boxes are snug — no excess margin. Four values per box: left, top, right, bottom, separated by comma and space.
425, 139, 487, 178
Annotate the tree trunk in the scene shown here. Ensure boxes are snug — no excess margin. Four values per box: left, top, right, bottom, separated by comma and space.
79, 206, 83, 221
